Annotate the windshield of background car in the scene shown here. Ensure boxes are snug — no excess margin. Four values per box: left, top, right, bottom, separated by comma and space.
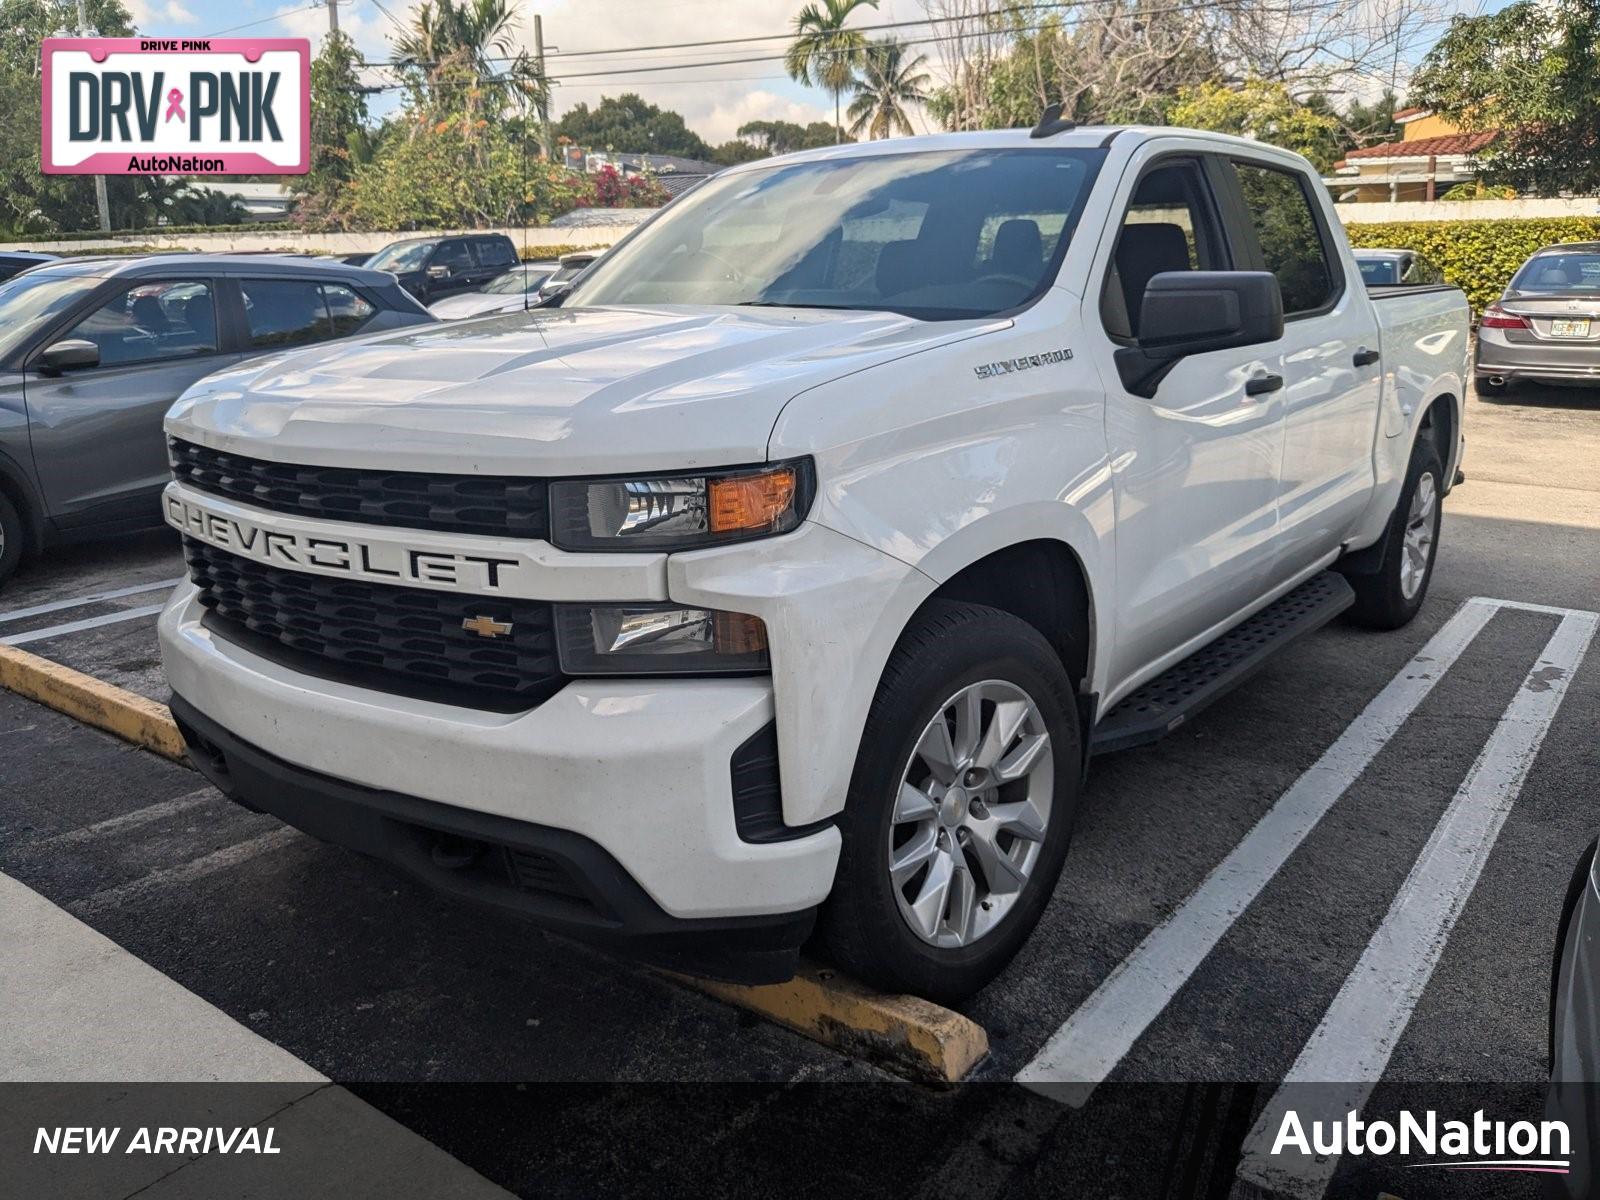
0, 272, 96, 361
367, 242, 434, 273
571, 148, 1107, 319
1358, 258, 1399, 285
1510, 252, 1600, 293
484, 269, 550, 295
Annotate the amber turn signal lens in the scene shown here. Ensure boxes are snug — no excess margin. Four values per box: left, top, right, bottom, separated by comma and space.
708, 467, 797, 534
713, 610, 769, 656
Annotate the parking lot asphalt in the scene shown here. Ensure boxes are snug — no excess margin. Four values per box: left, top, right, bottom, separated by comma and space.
2, 383, 1596, 1120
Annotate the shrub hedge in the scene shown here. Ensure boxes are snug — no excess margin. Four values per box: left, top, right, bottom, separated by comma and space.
1343, 216, 1600, 314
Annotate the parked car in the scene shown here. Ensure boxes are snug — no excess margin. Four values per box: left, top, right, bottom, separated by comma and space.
0, 251, 58, 283
429, 262, 558, 320
535, 250, 600, 304
0, 255, 433, 586
159, 127, 1468, 1000
1476, 241, 1600, 393
365, 233, 520, 305
319, 252, 377, 267
1352, 247, 1444, 287
1549, 838, 1598, 1197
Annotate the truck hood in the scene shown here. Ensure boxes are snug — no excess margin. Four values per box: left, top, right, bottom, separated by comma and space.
167, 303, 999, 475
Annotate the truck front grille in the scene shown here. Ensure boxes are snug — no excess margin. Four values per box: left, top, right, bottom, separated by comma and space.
183, 538, 563, 712
169, 439, 550, 540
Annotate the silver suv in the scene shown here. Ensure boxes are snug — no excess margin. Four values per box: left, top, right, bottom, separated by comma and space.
0, 255, 433, 587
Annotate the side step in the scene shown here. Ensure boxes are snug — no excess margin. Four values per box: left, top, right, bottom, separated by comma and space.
1089, 571, 1356, 756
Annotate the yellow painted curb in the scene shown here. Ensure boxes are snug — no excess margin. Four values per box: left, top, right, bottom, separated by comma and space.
0, 645, 989, 1081
0, 642, 188, 764
677, 962, 989, 1083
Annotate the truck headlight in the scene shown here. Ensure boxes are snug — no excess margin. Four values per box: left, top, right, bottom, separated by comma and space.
555, 604, 770, 675
549, 459, 813, 551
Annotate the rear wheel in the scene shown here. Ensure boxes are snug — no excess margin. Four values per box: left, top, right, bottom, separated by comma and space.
818, 600, 1081, 1003
1346, 437, 1443, 630
0, 491, 23, 589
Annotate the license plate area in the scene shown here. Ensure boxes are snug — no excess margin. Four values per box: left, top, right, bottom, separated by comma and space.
1549, 319, 1591, 338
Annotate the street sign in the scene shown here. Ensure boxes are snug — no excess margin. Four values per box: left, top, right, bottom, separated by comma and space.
41, 38, 309, 175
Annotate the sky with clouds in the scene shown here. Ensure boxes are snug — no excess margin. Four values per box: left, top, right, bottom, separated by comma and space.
128, 0, 1508, 145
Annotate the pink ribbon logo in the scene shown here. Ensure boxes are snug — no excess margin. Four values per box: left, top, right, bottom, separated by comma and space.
164, 88, 185, 123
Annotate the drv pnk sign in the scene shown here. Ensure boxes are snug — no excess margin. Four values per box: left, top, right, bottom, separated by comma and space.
42, 38, 309, 175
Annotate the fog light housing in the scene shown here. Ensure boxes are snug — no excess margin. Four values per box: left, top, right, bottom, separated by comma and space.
555, 603, 770, 675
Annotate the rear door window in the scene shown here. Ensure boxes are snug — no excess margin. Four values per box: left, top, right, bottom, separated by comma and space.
1229, 160, 1338, 315
241, 279, 330, 348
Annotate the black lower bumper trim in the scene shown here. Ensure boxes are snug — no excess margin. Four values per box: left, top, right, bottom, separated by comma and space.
169, 694, 815, 985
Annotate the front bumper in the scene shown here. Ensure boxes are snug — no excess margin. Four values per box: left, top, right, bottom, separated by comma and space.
159, 584, 842, 929
169, 694, 816, 983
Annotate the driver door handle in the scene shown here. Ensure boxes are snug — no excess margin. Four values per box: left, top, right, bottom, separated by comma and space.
1245, 371, 1284, 397
1353, 346, 1381, 367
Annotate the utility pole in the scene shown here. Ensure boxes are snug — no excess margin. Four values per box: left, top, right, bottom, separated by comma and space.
327, 0, 338, 35
75, 0, 111, 232
533, 14, 552, 161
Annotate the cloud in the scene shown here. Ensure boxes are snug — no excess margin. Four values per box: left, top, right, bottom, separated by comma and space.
124, 0, 196, 26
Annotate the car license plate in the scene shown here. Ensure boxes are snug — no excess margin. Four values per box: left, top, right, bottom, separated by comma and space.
1550, 319, 1590, 337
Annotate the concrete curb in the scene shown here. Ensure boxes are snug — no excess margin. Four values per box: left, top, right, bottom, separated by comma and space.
677, 964, 989, 1084
0, 642, 187, 762
0, 647, 991, 1083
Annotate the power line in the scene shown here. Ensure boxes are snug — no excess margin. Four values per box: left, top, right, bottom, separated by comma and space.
208, 4, 323, 37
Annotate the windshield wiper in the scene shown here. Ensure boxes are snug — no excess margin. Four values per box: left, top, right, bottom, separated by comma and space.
734, 300, 876, 312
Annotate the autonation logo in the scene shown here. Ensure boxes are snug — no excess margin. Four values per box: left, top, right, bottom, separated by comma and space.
1272, 1109, 1572, 1177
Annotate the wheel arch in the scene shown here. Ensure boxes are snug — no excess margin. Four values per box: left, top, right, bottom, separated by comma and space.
0, 446, 46, 555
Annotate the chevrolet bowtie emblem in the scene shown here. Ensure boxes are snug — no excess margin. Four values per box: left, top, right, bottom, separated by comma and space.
462, 615, 514, 638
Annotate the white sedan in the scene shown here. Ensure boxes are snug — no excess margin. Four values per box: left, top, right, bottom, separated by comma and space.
428, 263, 557, 319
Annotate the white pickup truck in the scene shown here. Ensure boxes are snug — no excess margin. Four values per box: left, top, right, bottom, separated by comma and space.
158, 124, 1469, 1001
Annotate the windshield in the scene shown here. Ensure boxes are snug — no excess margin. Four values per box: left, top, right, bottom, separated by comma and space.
1357, 258, 1399, 285
572, 148, 1106, 319
0, 272, 96, 361
367, 241, 434, 273
1510, 252, 1600, 293
484, 268, 549, 295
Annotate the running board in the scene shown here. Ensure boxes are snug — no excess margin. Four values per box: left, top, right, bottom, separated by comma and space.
1089, 571, 1356, 755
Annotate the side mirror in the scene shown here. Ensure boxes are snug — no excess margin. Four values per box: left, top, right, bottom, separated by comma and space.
426, 263, 453, 280
536, 280, 574, 307
37, 338, 100, 375
1115, 271, 1284, 398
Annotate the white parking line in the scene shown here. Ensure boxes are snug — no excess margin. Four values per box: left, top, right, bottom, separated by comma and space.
1015, 597, 1500, 1098
0, 603, 167, 646
0, 576, 181, 624
23, 789, 216, 851
1235, 605, 1597, 1199
68, 827, 303, 919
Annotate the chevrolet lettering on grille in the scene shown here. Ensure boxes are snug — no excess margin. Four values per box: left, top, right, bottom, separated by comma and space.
165, 493, 520, 593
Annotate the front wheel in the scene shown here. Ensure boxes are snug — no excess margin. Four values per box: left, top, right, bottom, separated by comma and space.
817, 601, 1081, 1003
0, 491, 23, 590
1345, 437, 1443, 630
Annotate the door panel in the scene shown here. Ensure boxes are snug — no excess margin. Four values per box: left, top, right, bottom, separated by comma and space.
24, 279, 247, 521
1227, 159, 1381, 578
1090, 152, 1287, 690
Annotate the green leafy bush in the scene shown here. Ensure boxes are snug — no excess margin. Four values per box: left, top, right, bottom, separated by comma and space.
1343, 216, 1600, 314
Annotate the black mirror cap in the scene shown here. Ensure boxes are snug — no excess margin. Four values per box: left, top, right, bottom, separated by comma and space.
38, 338, 100, 375
1115, 271, 1284, 398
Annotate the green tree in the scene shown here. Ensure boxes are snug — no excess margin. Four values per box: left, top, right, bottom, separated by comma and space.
301, 31, 371, 210
554, 94, 712, 159
847, 38, 930, 139
0, 0, 136, 235
1167, 79, 1345, 172
785, 0, 879, 144
733, 119, 843, 155
1343, 89, 1400, 150
1410, 0, 1600, 196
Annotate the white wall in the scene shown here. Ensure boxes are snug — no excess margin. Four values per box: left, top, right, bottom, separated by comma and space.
1336, 197, 1600, 224
0, 225, 638, 255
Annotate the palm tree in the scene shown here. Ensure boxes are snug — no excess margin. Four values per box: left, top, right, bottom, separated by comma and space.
847, 39, 930, 139
393, 0, 545, 112
785, 0, 880, 144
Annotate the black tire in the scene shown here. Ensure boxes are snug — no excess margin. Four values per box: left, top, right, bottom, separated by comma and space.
817, 600, 1081, 1003
0, 491, 23, 590
1345, 437, 1443, 630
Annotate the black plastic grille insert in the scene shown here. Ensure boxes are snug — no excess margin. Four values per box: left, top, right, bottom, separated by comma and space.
170, 439, 549, 540
184, 537, 562, 711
